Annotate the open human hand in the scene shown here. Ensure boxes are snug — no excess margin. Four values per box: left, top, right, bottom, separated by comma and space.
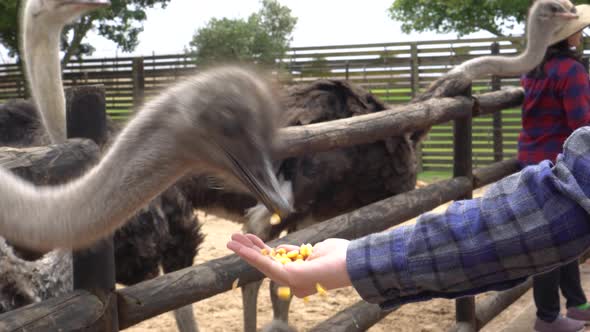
227, 233, 352, 297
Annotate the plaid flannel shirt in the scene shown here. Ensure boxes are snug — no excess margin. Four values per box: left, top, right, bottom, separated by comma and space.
518, 56, 590, 165
347, 126, 590, 309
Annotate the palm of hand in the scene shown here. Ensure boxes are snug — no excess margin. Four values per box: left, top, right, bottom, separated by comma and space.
227, 234, 352, 297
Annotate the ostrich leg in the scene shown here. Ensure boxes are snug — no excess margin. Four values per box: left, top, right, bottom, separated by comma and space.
241, 216, 273, 332
242, 279, 264, 332
241, 209, 296, 331
270, 280, 292, 322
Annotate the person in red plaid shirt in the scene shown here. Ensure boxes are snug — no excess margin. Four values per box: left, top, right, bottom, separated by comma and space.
519, 7, 590, 331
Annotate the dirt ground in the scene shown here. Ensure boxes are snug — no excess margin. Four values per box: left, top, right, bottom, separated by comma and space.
125, 187, 529, 332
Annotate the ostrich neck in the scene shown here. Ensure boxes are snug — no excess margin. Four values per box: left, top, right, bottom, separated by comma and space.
0, 104, 192, 250
452, 20, 554, 79
23, 23, 67, 143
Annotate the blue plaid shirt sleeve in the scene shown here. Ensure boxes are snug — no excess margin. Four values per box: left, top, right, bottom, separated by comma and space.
346, 126, 590, 310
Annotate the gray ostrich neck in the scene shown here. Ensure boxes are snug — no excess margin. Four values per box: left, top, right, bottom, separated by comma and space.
23, 23, 67, 143
0, 102, 191, 250
452, 21, 554, 79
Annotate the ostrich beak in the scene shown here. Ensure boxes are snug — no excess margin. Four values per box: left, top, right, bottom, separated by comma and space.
556, 12, 579, 20
253, 167, 293, 219
227, 152, 293, 219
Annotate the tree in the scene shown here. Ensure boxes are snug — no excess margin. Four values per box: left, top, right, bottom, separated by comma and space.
388, 0, 590, 37
187, 0, 297, 66
0, 0, 170, 66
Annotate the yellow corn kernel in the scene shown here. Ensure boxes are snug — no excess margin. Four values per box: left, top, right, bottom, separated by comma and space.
276, 248, 287, 255
279, 257, 292, 265
277, 286, 291, 300
232, 278, 239, 290
296, 254, 304, 261
316, 283, 328, 297
269, 248, 276, 257
270, 213, 281, 225
260, 248, 269, 256
300, 243, 313, 258
294, 259, 304, 263
299, 245, 308, 257
303, 296, 309, 304
286, 250, 299, 259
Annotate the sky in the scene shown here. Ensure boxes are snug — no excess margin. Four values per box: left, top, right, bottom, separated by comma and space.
0, 0, 514, 63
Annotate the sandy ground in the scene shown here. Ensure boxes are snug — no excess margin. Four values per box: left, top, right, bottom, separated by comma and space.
125, 187, 529, 332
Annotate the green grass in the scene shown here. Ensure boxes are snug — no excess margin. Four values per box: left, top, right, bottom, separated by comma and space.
417, 171, 452, 184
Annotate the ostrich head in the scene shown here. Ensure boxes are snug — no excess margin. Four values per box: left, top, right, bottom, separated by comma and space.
160, 67, 293, 218
23, 0, 110, 26
533, 0, 577, 23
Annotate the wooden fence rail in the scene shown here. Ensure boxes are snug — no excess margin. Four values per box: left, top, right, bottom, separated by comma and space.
0, 83, 523, 331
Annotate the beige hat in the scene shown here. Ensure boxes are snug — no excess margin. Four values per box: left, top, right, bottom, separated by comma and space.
549, 4, 590, 45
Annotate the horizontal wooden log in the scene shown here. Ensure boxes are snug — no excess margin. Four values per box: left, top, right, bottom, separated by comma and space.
276, 97, 473, 158
308, 300, 397, 332
276, 87, 523, 159
446, 280, 532, 332
0, 139, 99, 185
0, 290, 104, 332
476, 88, 524, 116
475, 279, 532, 329
117, 176, 472, 328
472, 158, 520, 189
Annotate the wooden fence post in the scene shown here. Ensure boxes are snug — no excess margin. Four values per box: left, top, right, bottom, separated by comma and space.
132, 57, 145, 110
410, 43, 420, 98
66, 85, 119, 332
345, 60, 350, 81
490, 42, 503, 162
410, 43, 423, 172
453, 84, 476, 331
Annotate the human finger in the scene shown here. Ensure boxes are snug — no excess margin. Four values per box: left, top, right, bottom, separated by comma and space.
230, 233, 257, 249
244, 233, 271, 250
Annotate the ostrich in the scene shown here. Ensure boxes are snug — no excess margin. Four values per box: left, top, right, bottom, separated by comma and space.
184, 0, 577, 331
0, 0, 109, 318
0, 65, 292, 249
415, 0, 578, 102
21, 0, 111, 144
0, 101, 206, 332
1, 1, 209, 332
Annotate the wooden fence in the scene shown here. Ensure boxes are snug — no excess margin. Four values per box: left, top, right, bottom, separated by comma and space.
0, 78, 527, 331
3, 36, 589, 171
